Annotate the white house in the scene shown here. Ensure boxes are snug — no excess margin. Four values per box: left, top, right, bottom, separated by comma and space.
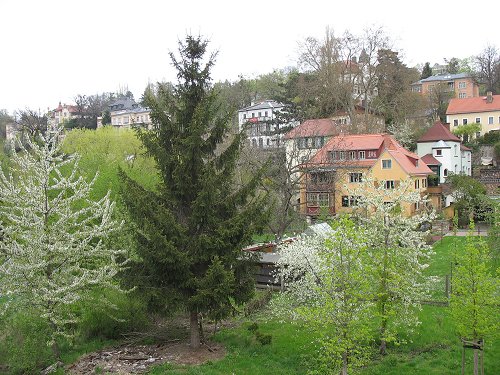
238, 100, 296, 148
416, 121, 472, 207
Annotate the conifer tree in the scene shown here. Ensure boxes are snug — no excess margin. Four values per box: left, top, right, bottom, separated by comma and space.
421, 62, 433, 79
120, 36, 267, 348
0, 125, 125, 361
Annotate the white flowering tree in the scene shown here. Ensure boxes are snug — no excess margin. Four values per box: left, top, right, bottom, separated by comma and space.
273, 217, 373, 374
0, 125, 126, 361
348, 178, 435, 355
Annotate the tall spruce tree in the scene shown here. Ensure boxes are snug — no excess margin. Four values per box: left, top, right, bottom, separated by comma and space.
120, 36, 267, 348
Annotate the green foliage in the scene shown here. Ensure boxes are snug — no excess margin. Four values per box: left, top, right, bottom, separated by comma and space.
0, 309, 54, 374
421, 62, 433, 79
446, 174, 490, 225
77, 288, 150, 340
477, 130, 500, 145
120, 35, 268, 345
450, 223, 499, 343
452, 122, 481, 143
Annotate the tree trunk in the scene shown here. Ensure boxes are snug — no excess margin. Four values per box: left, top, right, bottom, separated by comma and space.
190, 310, 200, 349
341, 351, 348, 375
379, 317, 387, 355
473, 349, 479, 375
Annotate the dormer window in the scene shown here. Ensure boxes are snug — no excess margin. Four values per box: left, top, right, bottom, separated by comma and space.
436, 149, 442, 156
359, 151, 365, 160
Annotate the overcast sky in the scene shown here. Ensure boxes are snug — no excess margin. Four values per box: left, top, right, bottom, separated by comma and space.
1, 0, 498, 115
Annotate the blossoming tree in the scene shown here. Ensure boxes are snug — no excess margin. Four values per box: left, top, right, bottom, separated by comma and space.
348, 178, 435, 355
273, 217, 373, 374
0, 125, 125, 360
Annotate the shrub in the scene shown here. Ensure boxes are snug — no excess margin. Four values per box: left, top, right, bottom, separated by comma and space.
0, 309, 54, 374
77, 288, 150, 340
255, 331, 272, 345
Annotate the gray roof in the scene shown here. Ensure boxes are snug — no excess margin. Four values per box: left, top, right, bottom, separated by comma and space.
239, 100, 283, 112
304, 222, 333, 237
413, 72, 472, 85
109, 98, 139, 112
432, 140, 451, 149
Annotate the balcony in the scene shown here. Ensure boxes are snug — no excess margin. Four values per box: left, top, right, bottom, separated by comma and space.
306, 205, 335, 216
426, 186, 442, 195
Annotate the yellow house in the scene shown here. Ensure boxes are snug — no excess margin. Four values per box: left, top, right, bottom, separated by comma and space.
301, 134, 434, 217
446, 92, 500, 136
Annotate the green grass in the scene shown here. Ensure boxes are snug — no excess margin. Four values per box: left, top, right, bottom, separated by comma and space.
147, 235, 499, 374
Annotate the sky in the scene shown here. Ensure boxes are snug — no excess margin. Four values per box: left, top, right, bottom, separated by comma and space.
1, 0, 499, 115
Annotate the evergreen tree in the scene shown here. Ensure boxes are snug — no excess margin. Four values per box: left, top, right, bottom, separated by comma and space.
421, 62, 433, 79
119, 36, 267, 349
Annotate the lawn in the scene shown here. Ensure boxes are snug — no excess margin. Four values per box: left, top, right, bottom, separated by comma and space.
148, 236, 500, 375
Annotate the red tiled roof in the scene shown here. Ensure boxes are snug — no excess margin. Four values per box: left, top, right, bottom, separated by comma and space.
446, 95, 500, 115
284, 118, 341, 139
388, 150, 433, 175
461, 144, 472, 151
307, 133, 433, 176
417, 121, 461, 142
421, 154, 441, 166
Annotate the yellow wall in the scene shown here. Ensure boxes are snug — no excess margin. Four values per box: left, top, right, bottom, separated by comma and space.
447, 109, 500, 136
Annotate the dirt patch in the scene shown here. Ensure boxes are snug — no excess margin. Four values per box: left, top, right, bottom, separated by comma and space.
67, 340, 225, 374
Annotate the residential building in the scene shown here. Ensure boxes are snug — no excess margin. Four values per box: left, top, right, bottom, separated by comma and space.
416, 121, 472, 208
238, 100, 296, 148
411, 73, 479, 99
301, 134, 434, 217
48, 102, 79, 125
98, 98, 152, 129
446, 92, 500, 136
416, 121, 472, 182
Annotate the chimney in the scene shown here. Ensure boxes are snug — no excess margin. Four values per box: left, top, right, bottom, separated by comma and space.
486, 91, 493, 103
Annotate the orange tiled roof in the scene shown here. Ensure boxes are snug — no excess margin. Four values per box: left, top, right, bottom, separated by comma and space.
307, 133, 433, 176
417, 121, 461, 142
284, 118, 341, 139
446, 95, 500, 115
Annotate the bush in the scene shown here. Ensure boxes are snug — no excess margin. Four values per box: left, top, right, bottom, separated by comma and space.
255, 331, 272, 345
0, 309, 54, 374
77, 288, 150, 340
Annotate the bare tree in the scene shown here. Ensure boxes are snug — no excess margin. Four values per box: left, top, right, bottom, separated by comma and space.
475, 45, 500, 94
14, 108, 47, 138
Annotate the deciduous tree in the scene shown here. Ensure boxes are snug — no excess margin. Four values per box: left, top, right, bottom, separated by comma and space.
0, 125, 125, 361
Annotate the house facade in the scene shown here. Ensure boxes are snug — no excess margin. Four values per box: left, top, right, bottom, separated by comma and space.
48, 102, 79, 126
411, 73, 479, 99
98, 98, 152, 129
301, 134, 434, 217
238, 100, 296, 148
446, 92, 500, 136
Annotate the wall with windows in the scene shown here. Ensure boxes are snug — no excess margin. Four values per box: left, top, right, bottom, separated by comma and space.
447, 109, 500, 136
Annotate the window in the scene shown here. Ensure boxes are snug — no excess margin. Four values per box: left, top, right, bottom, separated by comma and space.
339, 151, 346, 160
252, 112, 255, 118
422, 178, 427, 188
314, 137, 324, 148
243, 114, 246, 119
298, 138, 306, 149
330, 151, 338, 160
368, 150, 377, 158
258, 111, 261, 117
251, 139, 257, 147
266, 139, 270, 146
415, 179, 420, 189
454, 119, 459, 127
349, 173, 363, 183
349, 151, 356, 160
382, 159, 392, 169
462, 118, 467, 125
264, 111, 268, 117
341, 195, 360, 207
476, 117, 481, 124
489, 116, 494, 125
443, 168, 448, 177
359, 151, 366, 160
384, 180, 395, 189
436, 149, 442, 156
459, 93, 467, 99
458, 81, 466, 89
454, 144, 458, 156
308, 193, 329, 207
258, 138, 263, 148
